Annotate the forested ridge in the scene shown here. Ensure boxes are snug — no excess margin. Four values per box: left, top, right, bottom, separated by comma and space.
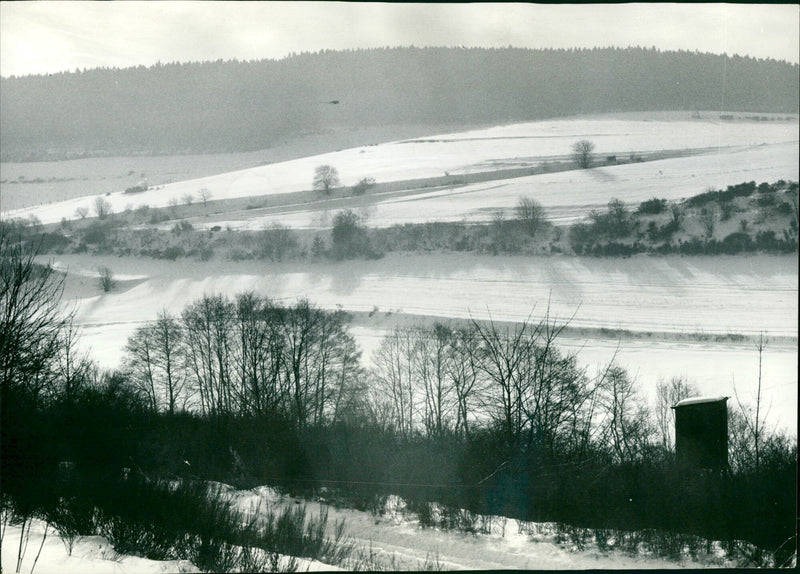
2, 46, 798, 161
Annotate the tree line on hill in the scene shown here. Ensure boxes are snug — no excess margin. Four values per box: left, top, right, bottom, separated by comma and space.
2, 46, 798, 161
5, 178, 796, 263
1, 227, 796, 566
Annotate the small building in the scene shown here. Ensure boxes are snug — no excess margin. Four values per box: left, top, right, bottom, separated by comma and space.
672, 396, 728, 471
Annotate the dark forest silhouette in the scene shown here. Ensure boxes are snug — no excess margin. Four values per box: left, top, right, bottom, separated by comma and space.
2, 46, 797, 160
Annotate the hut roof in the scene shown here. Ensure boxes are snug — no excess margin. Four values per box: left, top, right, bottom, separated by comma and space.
673, 396, 728, 408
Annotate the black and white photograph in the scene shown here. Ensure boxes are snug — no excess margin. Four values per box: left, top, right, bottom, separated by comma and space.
1, 1, 798, 571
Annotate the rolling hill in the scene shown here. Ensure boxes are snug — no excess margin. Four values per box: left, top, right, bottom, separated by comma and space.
1, 46, 798, 161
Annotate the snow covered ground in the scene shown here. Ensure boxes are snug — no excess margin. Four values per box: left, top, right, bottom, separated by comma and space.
4, 117, 797, 226
0, 517, 335, 574
2, 485, 755, 573
1, 518, 198, 574
212, 141, 799, 230
50, 252, 798, 434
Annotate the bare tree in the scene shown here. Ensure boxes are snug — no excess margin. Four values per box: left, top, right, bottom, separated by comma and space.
352, 177, 375, 196
669, 203, 684, 228
259, 224, 298, 262
1, 229, 68, 405
124, 324, 159, 412
444, 326, 483, 440
198, 188, 212, 215
233, 292, 285, 417
313, 165, 340, 195
93, 197, 112, 219
471, 307, 596, 457
278, 300, 321, 427
182, 193, 194, 206
182, 294, 235, 416
74, 206, 89, 220
654, 376, 697, 451
571, 140, 595, 169
516, 196, 546, 236
26, 215, 42, 234
168, 197, 179, 217
415, 323, 457, 438
152, 310, 186, 415
310, 308, 363, 426
55, 319, 94, 403
699, 206, 716, 238
98, 266, 114, 292
371, 327, 420, 440
471, 317, 534, 448
607, 198, 629, 231
276, 300, 361, 427
598, 365, 653, 463
732, 332, 770, 471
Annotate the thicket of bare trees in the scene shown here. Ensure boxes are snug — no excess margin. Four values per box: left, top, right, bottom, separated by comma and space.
116, 292, 791, 476
1, 227, 86, 406
369, 313, 655, 465
62, 279, 786, 494
123, 293, 364, 427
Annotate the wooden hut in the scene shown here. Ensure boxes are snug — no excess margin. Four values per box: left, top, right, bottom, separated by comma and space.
672, 396, 728, 471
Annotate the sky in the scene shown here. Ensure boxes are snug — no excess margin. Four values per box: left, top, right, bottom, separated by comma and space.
1, 2, 798, 78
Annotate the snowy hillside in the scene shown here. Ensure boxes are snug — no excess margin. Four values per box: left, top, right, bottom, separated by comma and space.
4, 117, 798, 226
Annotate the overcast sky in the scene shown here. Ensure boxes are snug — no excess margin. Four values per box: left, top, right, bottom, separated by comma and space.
1, 2, 798, 78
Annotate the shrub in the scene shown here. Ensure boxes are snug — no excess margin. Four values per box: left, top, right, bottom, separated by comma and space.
686, 189, 720, 208
637, 198, 667, 215
81, 222, 112, 245
171, 220, 194, 235
94, 197, 112, 219
756, 194, 777, 208
148, 211, 170, 225
258, 224, 298, 261
720, 232, 753, 254
568, 222, 594, 254
699, 207, 716, 238
198, 245, 214, 261
27, 232, 70, 254
647, 219, 679, 242
160, 246, 185, 260
720, 200, 736, 221
757, 182, 773, 194
590, 241, 643, 257
311, 235, 326, 257
516, 196, 547, 236
754, 230, 796, 253
46, 496, 98, 555
351, 177, 376, 196
98, 267, 114, 292
331, 210, 372, 259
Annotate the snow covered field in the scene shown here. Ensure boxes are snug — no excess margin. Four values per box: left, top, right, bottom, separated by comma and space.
4, 117, 797, 226
51, 252, 798, 433
208, 140, 800, 230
